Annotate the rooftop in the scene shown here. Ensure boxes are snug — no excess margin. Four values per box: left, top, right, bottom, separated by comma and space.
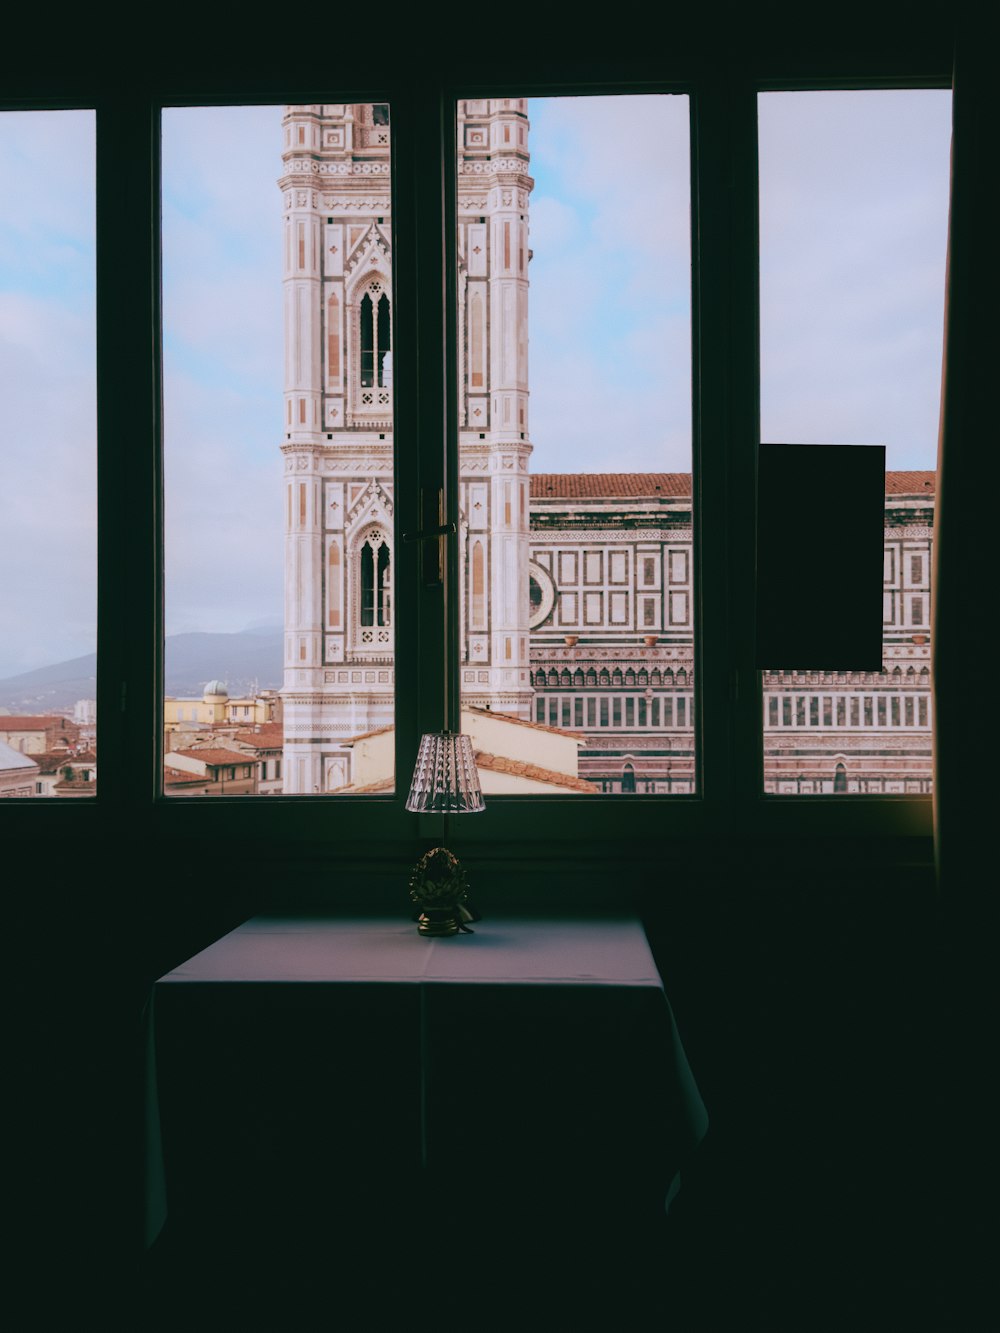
173, 748, 257, 767
465, 705, 584, 741
474, 750, 599, 794
531, 473, 690, 499
0, 740, 38, 771
529, 470, 935, 498
163, 766, 208, 786
885, 471, 936, 494
232, 724, 285, 749
0, 715, 73, 730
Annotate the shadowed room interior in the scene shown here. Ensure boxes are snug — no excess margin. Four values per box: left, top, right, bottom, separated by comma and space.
3, 12, 984, 1329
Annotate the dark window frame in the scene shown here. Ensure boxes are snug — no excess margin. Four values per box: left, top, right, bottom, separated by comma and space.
0, 44, 949, 871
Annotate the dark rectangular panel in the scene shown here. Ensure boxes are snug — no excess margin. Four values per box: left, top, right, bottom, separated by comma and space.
756, 444, 885, 670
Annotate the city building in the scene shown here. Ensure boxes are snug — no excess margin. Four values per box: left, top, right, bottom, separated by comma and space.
0, 715, 82, 756
164, 747, 258, 796
0, 739, 38, 798
73, 698, 97, 727
341, 706, 597, 795
164, 681, 279, 732
231, 723, 285, 795
29, 749, 97, 797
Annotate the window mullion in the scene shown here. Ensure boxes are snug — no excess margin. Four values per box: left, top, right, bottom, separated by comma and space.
691, 77, 761, 828
95, 95, 161, 811
390, 85, 451, 784
442, 94, 461, 735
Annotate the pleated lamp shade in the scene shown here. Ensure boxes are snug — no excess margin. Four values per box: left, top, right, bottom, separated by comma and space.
405, 731, 485, 814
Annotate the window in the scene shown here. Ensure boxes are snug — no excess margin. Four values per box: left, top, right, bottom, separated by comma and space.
757, 90, 948, 798
0, 110, 97, 797
463, 94, 695, 796
0, 49, 948, 857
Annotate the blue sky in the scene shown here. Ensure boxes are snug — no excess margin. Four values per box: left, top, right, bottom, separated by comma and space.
0, 92, 952, 678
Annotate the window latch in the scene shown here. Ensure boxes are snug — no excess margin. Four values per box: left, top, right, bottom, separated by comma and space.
401, 523, 456, 543
404, 490, 454, 586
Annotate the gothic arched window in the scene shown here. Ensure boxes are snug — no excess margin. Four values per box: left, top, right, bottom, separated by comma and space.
621, 764, 636, 794
834, 763, 848, 793
361, 542, 375, 625
358, 531, 391, 632
360, 285, 391, 389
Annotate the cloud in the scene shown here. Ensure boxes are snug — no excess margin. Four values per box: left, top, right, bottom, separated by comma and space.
161, 105, 285, 639
163, 370, 283, 636
528, 94, 693, 470
758, 90, 951, 467
162, 105, 283, 423
0, 112, 98, 677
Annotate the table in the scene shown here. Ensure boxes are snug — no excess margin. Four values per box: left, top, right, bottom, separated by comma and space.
146, 915, 708, 1249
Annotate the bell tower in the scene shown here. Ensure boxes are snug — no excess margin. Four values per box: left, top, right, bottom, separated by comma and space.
457, 98, 534, 719
279, 101, 533, 793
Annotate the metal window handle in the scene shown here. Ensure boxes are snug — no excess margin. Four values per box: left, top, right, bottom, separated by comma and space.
403, 490, 454, 585
402, 522, 456, 543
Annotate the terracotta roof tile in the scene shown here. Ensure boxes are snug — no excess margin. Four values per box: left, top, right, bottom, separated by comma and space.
531, 473, 690, 499
26, 750, 74, 773
232, 724, 285, 748
172, 748, 258, 767
474, 750, 598, 794
885, 471, 936, 493
163, 766, 207, 786
530, 470, 935, 498
0, 715, 73, 729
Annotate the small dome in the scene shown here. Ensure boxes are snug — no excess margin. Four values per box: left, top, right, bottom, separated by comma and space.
203, 680, 229, 700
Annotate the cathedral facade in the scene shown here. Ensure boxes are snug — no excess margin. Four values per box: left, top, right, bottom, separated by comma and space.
279, 102, 933, 797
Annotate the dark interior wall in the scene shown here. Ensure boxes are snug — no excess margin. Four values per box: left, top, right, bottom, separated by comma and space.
13, 841, 949, 1326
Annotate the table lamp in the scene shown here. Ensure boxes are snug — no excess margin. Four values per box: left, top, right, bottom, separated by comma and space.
405, 730, 484, 935
402, 497, 485, 936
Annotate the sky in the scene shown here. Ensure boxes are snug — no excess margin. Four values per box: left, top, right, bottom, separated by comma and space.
0, 91, 952, 679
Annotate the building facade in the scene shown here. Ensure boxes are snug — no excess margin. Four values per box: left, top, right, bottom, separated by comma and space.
528, 471, 933, 794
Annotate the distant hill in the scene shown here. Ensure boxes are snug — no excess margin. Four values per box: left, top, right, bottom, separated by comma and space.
0, 628, 283, 714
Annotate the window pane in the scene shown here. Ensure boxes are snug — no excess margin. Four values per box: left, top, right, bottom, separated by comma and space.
758, 91, 950, 794
162, 104, 395, 796
456, 95, 694, 795
0, 111, 96, 798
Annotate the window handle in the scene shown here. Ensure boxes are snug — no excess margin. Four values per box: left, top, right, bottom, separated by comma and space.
401, 523, 456, 542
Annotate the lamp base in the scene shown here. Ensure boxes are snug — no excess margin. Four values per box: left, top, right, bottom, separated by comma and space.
408, 845, 479, 936
415, 909, 462, 937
